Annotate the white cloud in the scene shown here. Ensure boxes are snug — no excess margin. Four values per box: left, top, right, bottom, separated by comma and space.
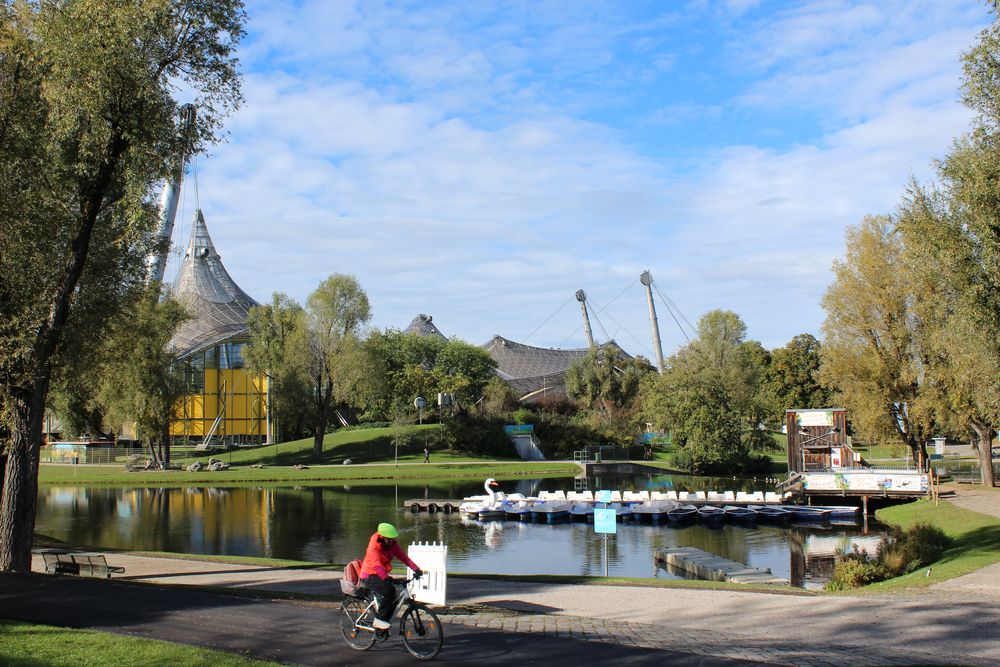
163, 0, 991, 354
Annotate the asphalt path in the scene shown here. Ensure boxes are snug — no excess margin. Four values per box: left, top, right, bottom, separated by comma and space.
0, 574, 765, 666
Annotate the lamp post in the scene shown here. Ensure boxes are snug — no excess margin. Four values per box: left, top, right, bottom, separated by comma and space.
797, 427, 840, 472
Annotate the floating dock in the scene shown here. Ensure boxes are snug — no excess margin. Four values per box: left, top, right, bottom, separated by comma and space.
405, 499, 460, 513
654, 546, 789, 586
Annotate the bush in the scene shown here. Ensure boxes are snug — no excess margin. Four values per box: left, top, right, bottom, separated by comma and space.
826, 523, 951, 590
826, 548, 887, 591
443, 414, 514, 458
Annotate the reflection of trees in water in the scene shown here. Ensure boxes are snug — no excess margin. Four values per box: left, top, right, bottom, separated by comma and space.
36, 479, 876, 585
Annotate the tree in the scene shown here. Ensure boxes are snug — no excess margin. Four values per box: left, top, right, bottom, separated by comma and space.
900, 155, 1000, 486
641, 310, 771, 474
818, 216, 933, 467
244, 293, 314, 442
304, 274, 371, 460
766, 334, 830, 422
0, 0, 244, 572
566, 346, 652, 444
97, 294, 188, 466
360, 330, 497, 420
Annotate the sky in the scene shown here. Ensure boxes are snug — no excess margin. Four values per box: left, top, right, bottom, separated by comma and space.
163, 0, 992, 360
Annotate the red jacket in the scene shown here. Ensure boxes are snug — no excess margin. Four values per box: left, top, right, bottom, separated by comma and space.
359, 532, 419, 580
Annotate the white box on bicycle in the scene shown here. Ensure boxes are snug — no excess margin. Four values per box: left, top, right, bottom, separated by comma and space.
407, 542, 447, 606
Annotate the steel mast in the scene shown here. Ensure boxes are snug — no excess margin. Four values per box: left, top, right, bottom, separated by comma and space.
640, 270, 665, 373
145, 104, 196, 286
576, 289, 596, 349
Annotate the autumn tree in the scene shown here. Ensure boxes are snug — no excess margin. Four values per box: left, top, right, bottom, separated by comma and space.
819, 216, 933, 467
0, 0, 244, 572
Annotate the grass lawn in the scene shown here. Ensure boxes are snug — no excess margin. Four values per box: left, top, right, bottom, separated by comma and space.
859, 498, 1000, 592
38, 424, 581, 484
37, 460, 580, 485
0, 619, 281, 667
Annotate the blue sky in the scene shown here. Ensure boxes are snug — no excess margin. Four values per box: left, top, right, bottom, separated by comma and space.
164, 0, 991, 359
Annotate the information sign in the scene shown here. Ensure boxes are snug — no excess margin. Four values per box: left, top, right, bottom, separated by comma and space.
594, 508, 617, 534
596, 490, 612, 504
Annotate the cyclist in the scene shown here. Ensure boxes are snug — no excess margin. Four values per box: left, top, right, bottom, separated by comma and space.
359, 522, 423, 630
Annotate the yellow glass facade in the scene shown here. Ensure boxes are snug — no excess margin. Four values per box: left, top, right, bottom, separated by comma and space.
171, 340, 268, 444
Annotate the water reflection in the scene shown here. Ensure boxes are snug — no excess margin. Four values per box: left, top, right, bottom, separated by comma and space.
35, 475, 884, 588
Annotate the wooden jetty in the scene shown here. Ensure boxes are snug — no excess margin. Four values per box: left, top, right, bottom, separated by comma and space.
405, 499, 461, 513
654, 546, 789, 586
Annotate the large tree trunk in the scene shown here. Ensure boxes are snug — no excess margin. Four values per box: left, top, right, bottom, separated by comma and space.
971, 423, 996, 488
0, 389, 45, 573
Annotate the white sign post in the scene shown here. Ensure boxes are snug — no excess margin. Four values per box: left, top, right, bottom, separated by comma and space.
407, 542, 448, 606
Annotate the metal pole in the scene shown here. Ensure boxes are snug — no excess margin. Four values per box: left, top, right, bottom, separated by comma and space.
640, 271, 665, 373
603, 533, 609, 577
576, 290, 596, 349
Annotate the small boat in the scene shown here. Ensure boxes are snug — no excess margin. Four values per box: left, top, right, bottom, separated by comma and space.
569, 503, 594, 521
697, 505, 726, 528
459, 478, 502, 515
630, 500, 676, 522
747, 504, 793, 525
785, 505, 833, 523
502, 499, 533, 520
665, 504, 698, 524
818, 505, 862, 521
529, 500, 571, 523
722, 505, 758, 526
476, 506, 506, 520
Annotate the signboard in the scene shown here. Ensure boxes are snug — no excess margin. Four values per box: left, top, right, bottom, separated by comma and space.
595, 489, 612, 504
830, 447, 842, 467
503, 424, 534, 435
594, 508, 617, 534
798, 411, 834, 427
803, 472, 929, 493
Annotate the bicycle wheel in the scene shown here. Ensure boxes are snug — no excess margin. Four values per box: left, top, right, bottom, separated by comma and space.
400, 604, 443, 660
340, 598, 377, 651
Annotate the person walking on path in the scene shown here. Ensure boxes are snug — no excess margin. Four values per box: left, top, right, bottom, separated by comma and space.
359, 522, 422, 630
423, 447, 430, 463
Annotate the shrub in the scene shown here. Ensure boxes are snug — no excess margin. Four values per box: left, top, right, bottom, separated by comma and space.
826, 523, 951, 590
826, 548, 887, 591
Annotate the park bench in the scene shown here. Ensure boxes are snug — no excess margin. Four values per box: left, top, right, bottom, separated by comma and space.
42, 551, 125, 578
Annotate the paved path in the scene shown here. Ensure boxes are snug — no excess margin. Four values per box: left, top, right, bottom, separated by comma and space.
22, 549, 1000, 666
8, 484, 999, 666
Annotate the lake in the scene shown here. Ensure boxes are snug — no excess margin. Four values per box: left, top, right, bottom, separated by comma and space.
35, 473, 885, 589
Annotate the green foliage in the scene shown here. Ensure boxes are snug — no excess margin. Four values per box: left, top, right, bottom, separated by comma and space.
512, 408, 535, 425
442, 413, 513, 458
826, 522, 951, 591
531, 412, 603, 459
641, 310, 774, 475
97, 295, 188, 449
819, 216, 932, 464
564, 346, 652, 448
0, 0, 245, 571
244, 293, 313, 440
765, 333, 830, 423
826, 548, 888, 591
361, 329, 497, 419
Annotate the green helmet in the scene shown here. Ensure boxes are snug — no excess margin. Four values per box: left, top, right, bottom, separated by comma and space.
377, 522, 399, 539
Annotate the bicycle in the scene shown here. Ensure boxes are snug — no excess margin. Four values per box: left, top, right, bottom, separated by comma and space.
340, 577, 444, 660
